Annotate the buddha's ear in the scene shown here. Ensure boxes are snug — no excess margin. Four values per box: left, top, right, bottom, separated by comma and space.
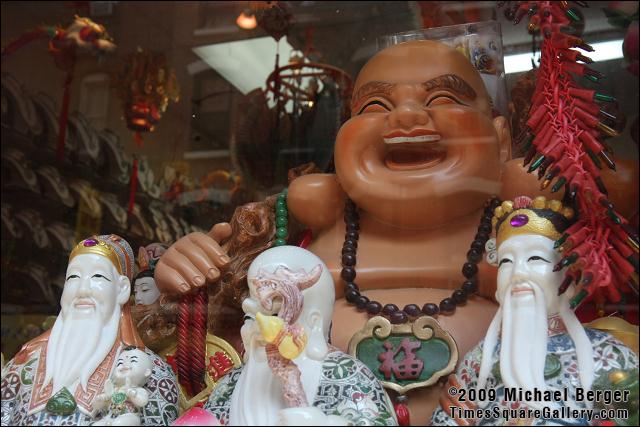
493, 116, 512, 164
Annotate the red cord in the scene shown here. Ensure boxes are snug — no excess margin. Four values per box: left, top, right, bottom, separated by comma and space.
177, 294, 194, 396
190, 288, 208, 394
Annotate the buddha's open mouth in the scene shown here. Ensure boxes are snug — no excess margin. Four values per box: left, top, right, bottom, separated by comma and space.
384, 145, 446, 171
383, 130, 446, 170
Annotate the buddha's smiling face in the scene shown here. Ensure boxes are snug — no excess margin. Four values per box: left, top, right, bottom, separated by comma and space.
335, 40, 509, 229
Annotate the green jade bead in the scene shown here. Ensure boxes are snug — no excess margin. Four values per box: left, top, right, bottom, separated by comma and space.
276, 207, 288, 217
275, 238, 287, 246
276, 199, 287, 209
276, 216, 288, 227
276, 227, 288, 239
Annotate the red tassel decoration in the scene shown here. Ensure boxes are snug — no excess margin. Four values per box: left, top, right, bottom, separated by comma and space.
56, 72, 73, 164
394, 396, 411, 426
134, 131, 144, 148
297, 228, 313, 249
128, 157, 138, 215
177, 294, 194, 396
190, 288, 208, 394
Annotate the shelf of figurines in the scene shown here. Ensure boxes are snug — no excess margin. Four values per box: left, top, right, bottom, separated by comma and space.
1, 72, 206, 314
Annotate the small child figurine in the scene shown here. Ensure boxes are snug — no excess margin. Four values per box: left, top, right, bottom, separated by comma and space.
93, 346, 153, 426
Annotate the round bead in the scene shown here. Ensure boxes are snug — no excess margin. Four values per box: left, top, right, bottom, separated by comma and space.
277, 193, 287, 203
276, 207, 288, 217
462, 280, 478, 294
344, 211, 359, 222
390, 311, 408, 324
274, 238, 287, 246
452, 289, 467, 305
403, 304, 422, 317
345, 231, 359, 241
345, 282, 359, 292
422, 303, 439, 316
475, 232, 489, 241
382, 304, 399, 315
366, 301, 382, 315
439, 298, 456, 313
341, 267, 356, 282
466, 248, 482, 263
346, 222, 360, 232
470, 240, 485, 250
342, 245, 356, 254
345, 289, 360, 303
276, 227, 288, 239
344, 239, 358, 248
276, 216, 288, 227
462, 262, 478, 278
356, 296, 370, 310
342, 253, 356, 266
478, 223, 492, 234
345, 200, 356, 212
276, 199, 287, 209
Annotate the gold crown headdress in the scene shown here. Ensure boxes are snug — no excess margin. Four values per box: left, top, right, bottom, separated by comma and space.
492, 196, 575, 246
69, 234, 135, 280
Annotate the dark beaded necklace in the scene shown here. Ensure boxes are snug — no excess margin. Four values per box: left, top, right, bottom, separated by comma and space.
341, 197, 502, 324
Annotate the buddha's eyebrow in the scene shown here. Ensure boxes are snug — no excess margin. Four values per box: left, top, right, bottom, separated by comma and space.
352, 74, 477, 110
422, 74, 477, 100
351, 81, 396, 109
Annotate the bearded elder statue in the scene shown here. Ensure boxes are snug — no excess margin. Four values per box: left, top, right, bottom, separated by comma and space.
1, 235, 179, 426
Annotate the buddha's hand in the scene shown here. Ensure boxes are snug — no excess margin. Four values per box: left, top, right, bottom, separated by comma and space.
277, 407, 349, 426
155, 223, 232, 295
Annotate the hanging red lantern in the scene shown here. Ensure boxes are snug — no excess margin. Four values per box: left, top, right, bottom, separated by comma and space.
113, 48, 180, 141
113, 48, 180, 213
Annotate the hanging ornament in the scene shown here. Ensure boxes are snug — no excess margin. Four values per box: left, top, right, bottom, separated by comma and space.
112, 48, 180, 213
1, 15, 116, 164
256, 1, 293, 42
503, 1, 639, 322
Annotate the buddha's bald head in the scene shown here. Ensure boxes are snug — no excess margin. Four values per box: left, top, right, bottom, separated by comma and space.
336, 39, 510, 229
352, 40, 493, 117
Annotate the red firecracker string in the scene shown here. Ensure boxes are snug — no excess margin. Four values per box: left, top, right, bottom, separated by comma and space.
505, 1, 639, 312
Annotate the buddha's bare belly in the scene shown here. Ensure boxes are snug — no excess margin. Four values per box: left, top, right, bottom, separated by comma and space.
331, 287, 498, 423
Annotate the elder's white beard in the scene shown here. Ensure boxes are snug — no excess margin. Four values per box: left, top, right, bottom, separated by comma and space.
477, 281, 594, 406
229, 319, 323, 426
500, 282, 549, 393
44, 305, 121, 395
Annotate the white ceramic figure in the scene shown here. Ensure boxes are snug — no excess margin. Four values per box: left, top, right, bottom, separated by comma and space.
92, 348, 153, 426
431, 197, 639, 426
201, 246, 398, 426
1, 235, 179, 426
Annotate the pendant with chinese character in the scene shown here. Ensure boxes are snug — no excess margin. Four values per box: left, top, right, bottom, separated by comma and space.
347, 316, 458, 395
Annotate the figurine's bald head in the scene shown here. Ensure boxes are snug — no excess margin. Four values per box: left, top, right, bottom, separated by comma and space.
336, 40, 510, 229
352, 40, 493, 117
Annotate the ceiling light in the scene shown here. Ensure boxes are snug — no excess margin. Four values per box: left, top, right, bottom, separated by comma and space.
236, 10, 257, 30
504, 39, 624, 74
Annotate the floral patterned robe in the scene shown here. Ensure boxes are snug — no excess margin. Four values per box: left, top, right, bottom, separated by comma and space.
204, 349, 398, 426
1, 338, 179, 426
431, 328, 638, 426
